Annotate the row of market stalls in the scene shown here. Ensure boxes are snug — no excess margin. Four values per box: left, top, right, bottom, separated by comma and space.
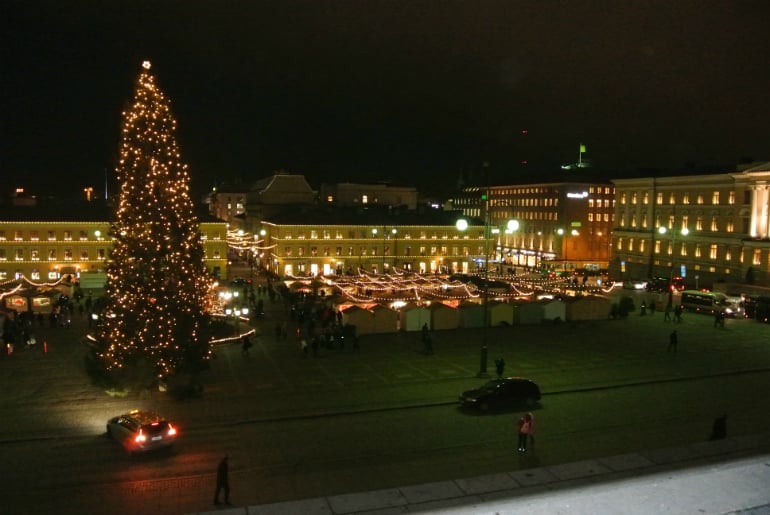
338, 295, 614, 335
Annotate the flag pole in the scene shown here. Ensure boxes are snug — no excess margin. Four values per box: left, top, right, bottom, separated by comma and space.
578, 143, 583, 166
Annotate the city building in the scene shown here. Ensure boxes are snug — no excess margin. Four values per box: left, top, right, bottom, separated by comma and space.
259, 205, 485, 277
0, 199, 229, 287
450, 180, 615, 272
319, 182, 418, 210
610, 162, 770, 288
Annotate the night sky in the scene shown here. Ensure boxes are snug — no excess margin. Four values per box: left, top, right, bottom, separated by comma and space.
3, 0, 770, 199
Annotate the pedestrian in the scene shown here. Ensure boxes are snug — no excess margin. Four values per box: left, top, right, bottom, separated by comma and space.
241, 335, 252, 357
710, 414, 727, 440
494, 357, 505, 379
526, 412, 536, 448
213, 455, 230, 506
301, 339, 308, 356
663, 303, 672, 322
714, 311, 722, 328
649, 300, 656, 315
674, 304, 683, 323
517, 413, 531, 452
421, 322, 429, 343
640, 301, 647, 316
668, 330, 678, 353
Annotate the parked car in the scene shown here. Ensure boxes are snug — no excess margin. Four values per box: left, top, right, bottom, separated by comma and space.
459, 377, 541, 411
106, 410, 178, 453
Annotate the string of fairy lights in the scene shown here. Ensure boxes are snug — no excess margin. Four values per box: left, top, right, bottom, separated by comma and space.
95, 61, 215, 380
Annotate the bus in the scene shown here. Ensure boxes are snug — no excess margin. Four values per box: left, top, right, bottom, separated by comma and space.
679, 290, 738, 316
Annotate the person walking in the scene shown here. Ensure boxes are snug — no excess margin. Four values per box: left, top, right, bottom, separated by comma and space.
674, 304, 683, 323
525, 412, 536, 448
213, 455, 230, 506
241, 335, 252, 357
668, 330, 678, 353
517, 413, 532, 452
494, 357, 506, 379
663, 303, 672, 321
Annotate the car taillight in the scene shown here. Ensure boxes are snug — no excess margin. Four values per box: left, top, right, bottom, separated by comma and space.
167, 423, 177, 436
135, 429, 146, 443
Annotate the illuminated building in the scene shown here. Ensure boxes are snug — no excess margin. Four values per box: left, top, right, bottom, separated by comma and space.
611, 162, 770, 288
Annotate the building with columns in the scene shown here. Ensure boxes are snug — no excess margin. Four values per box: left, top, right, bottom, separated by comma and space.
610, 162, 770, 288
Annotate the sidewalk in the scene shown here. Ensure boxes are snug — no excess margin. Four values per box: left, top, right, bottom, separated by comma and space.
189, 433, 770, 514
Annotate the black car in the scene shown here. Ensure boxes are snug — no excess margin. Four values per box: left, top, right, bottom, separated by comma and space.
459, 377, 541, 411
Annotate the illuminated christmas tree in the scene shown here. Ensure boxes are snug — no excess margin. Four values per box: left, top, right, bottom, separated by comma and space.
94, 61, 213, 387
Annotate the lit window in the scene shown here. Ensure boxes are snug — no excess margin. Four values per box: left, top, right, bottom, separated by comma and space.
725, 249, 732, 261
696, 194, 704, 205
696, 217, 703, 231
631, 193, 637, 205
80, 249, 89, 260
14, 231, 22, 241
695, 245, 701, 258
680, 243, 687, 256
617, 238, 623, 250
30, 231, 39, 241
63, 230, 72, 240
15, 249, 24, 260
712, 191, 720, 205
639, 239, 645, 253
620, 193, 627, 204
362, 195, 369, 204
753, 249, 762, 265
728, 191, 735, 205
630, 214, 637, 228
726, 221, 734, 232
48, 249, 56, 260
64, 249, 72, 260
628, 238, 634, 251
587, 213, 594, 222
711, 217, 718, 231
643, 192, 649, 205
31, 269, 40, 280
654, 240, 661, 254
31, 249, 40, 260
682, 194, 689, 205
709, 244, 717, 260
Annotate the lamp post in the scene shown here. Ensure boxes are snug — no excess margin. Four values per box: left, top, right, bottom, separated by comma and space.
456, 216, 518, 377
657, 225, 688, 306
557, 228, 579, 273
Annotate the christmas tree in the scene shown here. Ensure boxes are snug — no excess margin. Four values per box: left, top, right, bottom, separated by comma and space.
94, 61, 213, 387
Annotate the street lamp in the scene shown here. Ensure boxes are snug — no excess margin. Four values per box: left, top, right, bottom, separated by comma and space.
658, 225, 689, 305
557, 228, 579, 272
456, 216, 518, 377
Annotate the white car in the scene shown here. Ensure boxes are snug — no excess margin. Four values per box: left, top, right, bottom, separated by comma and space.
623, 279, 648, 290
106, 410, 178, 453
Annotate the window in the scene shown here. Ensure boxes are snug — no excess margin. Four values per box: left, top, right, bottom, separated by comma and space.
0, 231, 5, 240
0, 249, 7, 260
80, 248, 89, 260
725, 249, 732, 261
728, 191, 735, 205
30, 231, 39, 241
64, 248, 72, 260
630, 213, 637, 228
726, 221, 734, 232
680, 243, 687, 257
63, 230, 72, 240
631, 193, 637, 205
712, 191, 720, 205
31, 249, 39, 260
285, 247, 292, 256
696, 216, 703, 231
48, 249, 56, 260
696, 194, 704, 205
79, 230, 88, 240
711, 217, 718, 231
654, 240, 661, 254
347, 246, 354, 256
419, 246, 426, 256
587, 213, 594, 222
753, 249, 762, 265
682, 193, 689, 205
97, 249, 106, 259
47, 230, 56, 240
643, 192, 649, 205
628, 238, 634, 251
695, 244, 701, 258
297, 247, 305, 256
15, 248, 24, 260
14, 230, 23, 241
710, 244, 718, 260
639, 239, 645, 253
310, 230, 318, 239
620, 193, 627, 204
656, 192, 663, 205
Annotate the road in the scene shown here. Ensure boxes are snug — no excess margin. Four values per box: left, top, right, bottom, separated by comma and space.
1, 285, 770, 514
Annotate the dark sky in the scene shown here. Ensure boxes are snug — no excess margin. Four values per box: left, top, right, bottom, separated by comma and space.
2, 0, 769, 199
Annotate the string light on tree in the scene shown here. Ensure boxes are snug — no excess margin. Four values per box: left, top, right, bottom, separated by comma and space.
93, 60, 214, 385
